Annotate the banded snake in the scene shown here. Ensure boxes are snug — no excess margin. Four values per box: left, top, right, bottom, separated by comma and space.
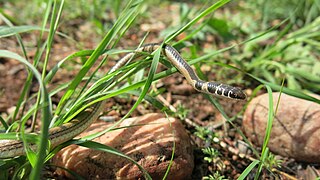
0, 43, 246, 158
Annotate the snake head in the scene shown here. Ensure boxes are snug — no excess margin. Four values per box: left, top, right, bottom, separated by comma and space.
227, 87, 247, 100
194, 80, 246, 100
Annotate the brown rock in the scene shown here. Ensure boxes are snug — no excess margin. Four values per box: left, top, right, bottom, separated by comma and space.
52, 113, 194, 179
243, 92, 320, 163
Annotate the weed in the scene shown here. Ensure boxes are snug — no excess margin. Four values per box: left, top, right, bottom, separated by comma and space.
175, 104, 189, 120
202, 147, 220, 164
194, 126, 217, 142
203, 171, 227, 180
265, 152, 282, 170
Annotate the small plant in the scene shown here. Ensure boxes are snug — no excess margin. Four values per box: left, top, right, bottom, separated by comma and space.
203, 171, 227, 180
175, 104, 189, 120
202, 147, 220, 164
194, 126, 217, 142
264, 152, 282, 170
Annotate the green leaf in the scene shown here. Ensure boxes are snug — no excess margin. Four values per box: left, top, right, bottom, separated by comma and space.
0, 50, 51, 177
0, 25, 42, 38
166, 0, 231, 42
207, 18, 234, 41
237, 160, 260, 180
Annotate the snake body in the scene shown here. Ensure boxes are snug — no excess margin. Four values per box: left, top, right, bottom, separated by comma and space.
0, 43, 245, 158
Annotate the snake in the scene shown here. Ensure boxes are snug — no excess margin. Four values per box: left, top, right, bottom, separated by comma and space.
0, 43, 246, 158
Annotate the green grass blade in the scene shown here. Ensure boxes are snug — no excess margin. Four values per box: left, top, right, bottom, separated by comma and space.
261, 85, 274, 154
0, 50, 51, 176
162, 113, 175, 180
0, 115, 8, 130
55, 0, 144, 115
0, 25, 43, 38
254, 85, 274, 179
206, 61, 320, 104
116, 43, 162, 120
44, 50, 94, 84
30, 0, 64, 178
165, 0, 231, 42
0, 13, 47, 123
237, 160, 260, 180
130, 90, 170, 113
250, 75, 320, 104
76, 46, 162, 142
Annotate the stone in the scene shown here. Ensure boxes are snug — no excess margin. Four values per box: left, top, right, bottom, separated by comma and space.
52, 113, 194, 179
243, 92, 320, 163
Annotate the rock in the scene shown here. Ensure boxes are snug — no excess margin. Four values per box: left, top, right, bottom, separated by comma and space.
52, 113, 194, 179
243, 92, 320, 163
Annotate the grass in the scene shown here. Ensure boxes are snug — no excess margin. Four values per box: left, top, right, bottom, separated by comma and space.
0, 0, 320, 179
